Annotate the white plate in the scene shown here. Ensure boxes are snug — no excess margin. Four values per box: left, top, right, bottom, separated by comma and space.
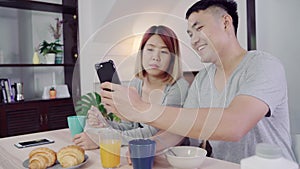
23, 154, 88, 169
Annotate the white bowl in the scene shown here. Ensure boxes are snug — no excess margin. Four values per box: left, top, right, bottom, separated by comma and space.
165, 146, 207, 169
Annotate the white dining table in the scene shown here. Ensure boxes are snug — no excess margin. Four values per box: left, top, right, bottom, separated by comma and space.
0, 128, 241, 169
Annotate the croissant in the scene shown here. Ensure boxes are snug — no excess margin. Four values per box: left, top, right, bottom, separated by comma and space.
28, 147, 56, 169
57, 145, 85, 168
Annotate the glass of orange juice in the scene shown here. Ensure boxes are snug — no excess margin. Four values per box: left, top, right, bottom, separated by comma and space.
99, 128, 122, 168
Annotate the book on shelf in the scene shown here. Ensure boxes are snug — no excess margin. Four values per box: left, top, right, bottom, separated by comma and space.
0, 78, 14, 103
0, 84, 4, 103
0, 79, 7, 103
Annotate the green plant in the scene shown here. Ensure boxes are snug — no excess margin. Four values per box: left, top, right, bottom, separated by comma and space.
75, 92, 120, 122
39, 40, 63, 56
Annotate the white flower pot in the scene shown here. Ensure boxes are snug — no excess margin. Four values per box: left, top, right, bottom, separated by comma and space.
45, 53, 56, 64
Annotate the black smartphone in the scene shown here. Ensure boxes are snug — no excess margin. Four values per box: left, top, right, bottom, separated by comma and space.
14, 138, 55, 148
95, 60, 121, 88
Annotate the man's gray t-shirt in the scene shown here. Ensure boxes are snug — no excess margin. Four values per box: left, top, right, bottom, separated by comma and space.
184, 51, 296, 163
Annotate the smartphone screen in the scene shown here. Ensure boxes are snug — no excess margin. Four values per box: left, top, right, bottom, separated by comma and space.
95, 60, 121, 85
14, 138, 54, 148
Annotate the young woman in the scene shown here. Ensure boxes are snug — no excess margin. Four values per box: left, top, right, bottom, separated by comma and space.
74, 25, 189, 153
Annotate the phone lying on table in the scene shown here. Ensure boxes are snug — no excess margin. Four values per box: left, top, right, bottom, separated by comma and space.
95, 60, 121, 91
14, 138, 55, 148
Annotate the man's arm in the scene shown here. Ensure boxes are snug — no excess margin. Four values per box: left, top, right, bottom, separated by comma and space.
100, 83, 269, 142
146, 95, 268, 141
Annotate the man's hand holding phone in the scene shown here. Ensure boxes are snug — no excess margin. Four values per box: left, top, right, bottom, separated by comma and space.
99, 82, 151, 124
94, 60, 123, 122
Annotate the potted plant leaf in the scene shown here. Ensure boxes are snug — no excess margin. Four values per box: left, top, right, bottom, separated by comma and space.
75, 92, 120, 122
38, 18, 64, 64
39, 40, 63, 64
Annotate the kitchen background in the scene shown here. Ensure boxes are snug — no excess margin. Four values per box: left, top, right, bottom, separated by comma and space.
0, 0, 299, 134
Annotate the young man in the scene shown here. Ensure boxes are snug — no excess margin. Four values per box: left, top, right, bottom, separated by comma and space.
100, 0, 296, 163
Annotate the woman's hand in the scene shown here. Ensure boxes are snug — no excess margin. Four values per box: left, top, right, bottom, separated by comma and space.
100, 82, 151, 123
73, 132, 99, 150
87, 106, 108, 128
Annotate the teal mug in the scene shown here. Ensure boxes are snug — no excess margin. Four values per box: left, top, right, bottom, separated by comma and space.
67, 115, 87, 137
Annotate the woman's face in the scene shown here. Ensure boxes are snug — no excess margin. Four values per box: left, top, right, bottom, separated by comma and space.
142, 35, 172, 77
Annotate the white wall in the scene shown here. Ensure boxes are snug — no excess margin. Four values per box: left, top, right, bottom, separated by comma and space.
256, 0, 300, 134
78, 0, 246, 95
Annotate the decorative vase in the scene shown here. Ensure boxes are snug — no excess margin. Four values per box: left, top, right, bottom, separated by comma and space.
55, 41, 63, 64
45, 53, 56, 64
32, 51, 40, 64
55, 53, 63, 64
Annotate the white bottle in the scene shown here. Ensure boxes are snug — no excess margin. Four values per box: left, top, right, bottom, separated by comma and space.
241, 143, 298, 169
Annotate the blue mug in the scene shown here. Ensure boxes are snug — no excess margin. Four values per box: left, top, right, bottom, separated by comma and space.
129, 139, 156, 169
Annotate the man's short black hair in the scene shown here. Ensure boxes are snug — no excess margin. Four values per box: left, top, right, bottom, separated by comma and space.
186, 0, 238, 35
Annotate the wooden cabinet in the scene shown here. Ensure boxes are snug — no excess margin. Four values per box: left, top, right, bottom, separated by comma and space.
5, 102, 41, 137
0, 98, 75, 138
46, 99, 76, 130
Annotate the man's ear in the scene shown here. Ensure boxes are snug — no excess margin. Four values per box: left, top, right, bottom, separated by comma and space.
223, 14, 232, 30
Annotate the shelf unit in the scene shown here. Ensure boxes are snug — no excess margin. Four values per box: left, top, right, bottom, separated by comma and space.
0, 0, 79, 137
0, 64, 75, 67
0, 1, 76, 14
